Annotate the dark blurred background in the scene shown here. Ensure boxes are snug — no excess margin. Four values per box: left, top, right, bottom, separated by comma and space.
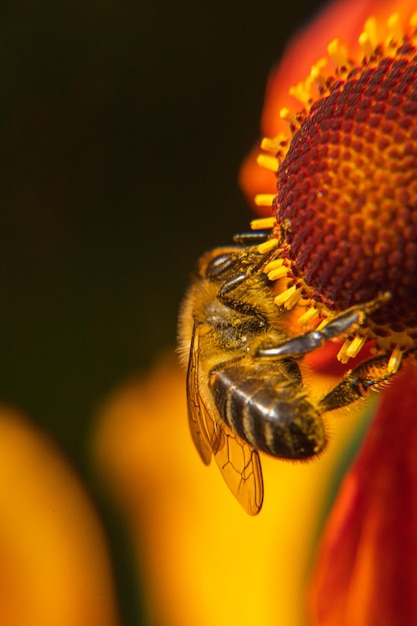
0, 0, 328, 623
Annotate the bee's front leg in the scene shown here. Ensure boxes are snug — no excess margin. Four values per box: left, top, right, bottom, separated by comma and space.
256, 295, 390, 359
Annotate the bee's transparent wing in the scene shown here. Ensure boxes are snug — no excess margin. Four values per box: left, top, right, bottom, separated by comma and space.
187, 324, 264, 515
186, 323, 213, 465
204, 411, 264, 516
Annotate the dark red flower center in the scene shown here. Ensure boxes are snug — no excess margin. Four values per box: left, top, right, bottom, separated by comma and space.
274, 44, 417, 343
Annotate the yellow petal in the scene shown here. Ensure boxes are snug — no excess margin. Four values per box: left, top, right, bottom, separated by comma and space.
94, 354, 366, 626
0, 409, 120, 626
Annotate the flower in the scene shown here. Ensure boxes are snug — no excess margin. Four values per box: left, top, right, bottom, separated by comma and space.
0, 408, 120, 626
239, 0, 417, 623
95, 0, 417, 625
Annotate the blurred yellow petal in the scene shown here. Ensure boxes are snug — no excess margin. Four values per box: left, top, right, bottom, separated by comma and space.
0, 408, 120, 626
94, 354, 366, 626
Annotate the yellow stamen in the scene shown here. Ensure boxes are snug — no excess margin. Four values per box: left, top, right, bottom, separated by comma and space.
327, 38, 348, 69
250, 216, 276, 230
257, 238, 278, 254
337, 339, 353, 364
345, 335, 366, 359
387, 346, 403, 375
386, 13, 402, 44
363, 17, 378, 50
254, 194, 275, 208
410, 11, 417, 30
284, 287, 303, 310
289, 79, 314, 106
260, 135, 287, 153
279, 107, 301, 128
274, 284, 298, 307
309, 58, 328, 88
358, 31, 374, 60
263, 258, 284, 273
316, 317, 330, 332
267, 266, 288, 281
256, 154, 279, 172
297, 306, 319, 326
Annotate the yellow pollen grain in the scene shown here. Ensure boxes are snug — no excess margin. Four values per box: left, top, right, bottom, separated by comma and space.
297, 306, 319, 326
250, 215, 276, 229
257, 238, 278, 254
274, 284, 298, 307
387, 346, 403, 375
254, 194, 275, 208
256, 153, 279, 172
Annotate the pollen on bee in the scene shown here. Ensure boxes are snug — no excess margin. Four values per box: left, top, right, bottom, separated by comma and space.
387, 346, 403, 375
256, 153, 279, 172
250, 215, 276, 229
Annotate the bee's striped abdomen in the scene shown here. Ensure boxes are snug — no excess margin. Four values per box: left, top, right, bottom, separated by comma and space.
210, 361, 326, 459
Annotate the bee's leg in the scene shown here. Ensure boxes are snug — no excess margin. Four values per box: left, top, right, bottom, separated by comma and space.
256, 295, 390, 358
233, 216, 276, 246
218, 246, 277, 300
233, 230, 272, 245
318, 353, 404, 412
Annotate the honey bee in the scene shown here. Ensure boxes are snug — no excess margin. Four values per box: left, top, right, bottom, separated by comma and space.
178, 231, 394, 514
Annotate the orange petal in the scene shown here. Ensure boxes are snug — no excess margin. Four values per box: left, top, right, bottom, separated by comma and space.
308, 362, 417, 626
0, 409, 120, 626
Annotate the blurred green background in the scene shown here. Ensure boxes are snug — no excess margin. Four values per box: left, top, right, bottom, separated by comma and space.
0, 0, 328, 623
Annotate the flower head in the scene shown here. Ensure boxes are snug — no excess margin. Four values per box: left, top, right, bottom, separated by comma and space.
239, 0, 417, 624
242, 4, 417, 378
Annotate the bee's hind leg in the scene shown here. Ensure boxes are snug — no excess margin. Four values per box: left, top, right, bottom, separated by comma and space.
318, 352, 404, 412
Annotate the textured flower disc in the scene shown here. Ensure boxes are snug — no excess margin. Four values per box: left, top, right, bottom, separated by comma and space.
270, 19, 417, 350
